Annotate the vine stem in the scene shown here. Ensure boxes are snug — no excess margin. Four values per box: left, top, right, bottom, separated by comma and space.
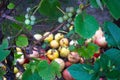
57, 6, 65, 14
2, 14, 33, 38
32, 0, 42, 15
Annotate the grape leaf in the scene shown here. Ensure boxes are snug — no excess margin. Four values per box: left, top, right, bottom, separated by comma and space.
0, 39, 10, 61
74, 14, 99, 39
77, 43, 99, 59
16, 35, 28, 47
90, 0, 99, 8
38, 60, 61, 80
103, 22, 120, 48
38, 0, 62, 18
104, 48, 120, 67
104, 0, 120, 20
22, 69, 42, 80
23, 60, 61, 80
68, 64, 94, 80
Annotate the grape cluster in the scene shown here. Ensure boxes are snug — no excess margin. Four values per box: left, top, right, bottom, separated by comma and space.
58, 7, 75, 23
58, 7, 82, 31
24, 7, 36, 25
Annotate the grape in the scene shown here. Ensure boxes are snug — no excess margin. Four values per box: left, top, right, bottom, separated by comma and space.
25, 14, 29, 19
63, 26, 67, 30
69, 7, 74, 13
58, 17, 64, 23
66, 23, 70, 27
68, 12, 73, 17
30, 21, 35, 25
25, 19, 30, 25
67, 18, 72, 23
66, 7, 70, 12
76, 9, 82, 14
26, 7, 31, 12
30, 15, 36, 21
63, 15, 68, 20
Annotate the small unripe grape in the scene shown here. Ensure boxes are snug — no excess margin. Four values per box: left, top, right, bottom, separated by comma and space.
68, 12, 73, 17
66, 23, 70, 27
25, 19, 30, 25
76, 9, 82, 14
63, 15, 68, 20
30, 15, 36, 21
58, 17, 64, 23
66, 7, 70, 12
63, 26, 67, 30
25, 14, 29, 19
26, 7, 31, 12
30, 21, 35, 25
67, 18, 72, 23
69, 7, 74, 13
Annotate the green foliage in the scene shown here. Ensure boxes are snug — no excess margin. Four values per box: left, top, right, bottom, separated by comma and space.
22, 60, 61, 80
7, 3, 15, 9
104, 48, 120, 67
104, 0, 120, 20
96, 0, 103, 10
38, 0, 62, 18
16, 35, 28, 47
0, 67, 6, 78
74, 13, 99, 39
89, 0, 99, 8
77, 43, 99, 59
68, 48, 120, 80
0, 39, 10, 61
68, 64, 94, 80
103, 22, 120, 48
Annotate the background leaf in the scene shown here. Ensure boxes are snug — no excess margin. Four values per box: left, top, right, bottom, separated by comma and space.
7, 3, 15, 9
38, 0, 62, 18
16, 35, 28, 47
103, 22, 120, 48
0, 39, 10, 61
104, 0, 120, 20
74, 14, 99, 39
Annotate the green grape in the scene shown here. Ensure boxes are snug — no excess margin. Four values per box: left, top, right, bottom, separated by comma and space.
63, 15, 68, 20
26, 7, 31, 12
58, 17, 64, 23
63, 26, 67, 30
67, 18, 72, 23
68, 12, 73, 17
66, 7, 70, 12
76, 9, 82, 14
30, 15, 36, 21
30, 21, 35, 25
25, 19, 30, 25
69, 7, 74, 13
25, 14, 29, 19
66, 23, 70, 27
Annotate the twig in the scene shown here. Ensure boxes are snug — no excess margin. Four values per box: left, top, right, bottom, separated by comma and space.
34, 22, 65, 45
32, 0, 42, 15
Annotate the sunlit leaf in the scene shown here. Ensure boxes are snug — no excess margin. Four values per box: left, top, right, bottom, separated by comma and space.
74, 14, 99, 39
16, 35, 28, 47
